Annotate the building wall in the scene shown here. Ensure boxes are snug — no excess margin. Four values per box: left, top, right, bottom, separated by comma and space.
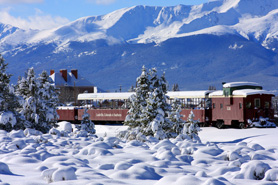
58, 86, 95, 105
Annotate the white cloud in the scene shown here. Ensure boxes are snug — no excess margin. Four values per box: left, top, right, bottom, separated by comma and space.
87, 0, 116, 5
0, 8, 69, 30
0, 0, 43, 4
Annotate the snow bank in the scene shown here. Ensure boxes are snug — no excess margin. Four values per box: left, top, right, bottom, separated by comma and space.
0, 126, 277, 185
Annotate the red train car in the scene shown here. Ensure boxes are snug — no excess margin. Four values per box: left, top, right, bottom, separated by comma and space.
167, 91, 212, 125
57, 107, 78, 121
57, 82, 275, 128
75, 91, 213, 124
76, 92, 133, 123
209, 82, 275, 128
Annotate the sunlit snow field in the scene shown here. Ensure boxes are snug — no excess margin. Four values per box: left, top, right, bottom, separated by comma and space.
1, 123, 278, 185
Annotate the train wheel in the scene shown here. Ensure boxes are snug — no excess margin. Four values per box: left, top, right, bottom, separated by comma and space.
216, 121, 224, 129
239, 123, 246, 129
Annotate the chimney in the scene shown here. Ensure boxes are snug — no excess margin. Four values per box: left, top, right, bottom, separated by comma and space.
60, 69, 67, 82
71, 69, 78, 79
50, 69, 55, 75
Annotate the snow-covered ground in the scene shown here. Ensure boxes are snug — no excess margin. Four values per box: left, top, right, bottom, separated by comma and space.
1, 124, 278, 185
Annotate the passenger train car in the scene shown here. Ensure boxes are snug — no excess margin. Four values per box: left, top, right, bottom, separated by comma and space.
57, 82, 275, 128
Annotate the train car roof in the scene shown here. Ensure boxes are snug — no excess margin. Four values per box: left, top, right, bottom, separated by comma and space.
78, 92, 135, 100
209, 89, 274, 97
223, 82, 260, 88
167, 91, 213, 98
233, 89, 274, 96
78, 90, 213, 100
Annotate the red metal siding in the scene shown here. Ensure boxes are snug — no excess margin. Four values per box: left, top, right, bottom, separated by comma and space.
244, 94, 274, 121
57, 109, 77, 121
211, 97, 244, 125
180, 109, 206, 122
211, 94, 274, 125
78, 109, 129, 121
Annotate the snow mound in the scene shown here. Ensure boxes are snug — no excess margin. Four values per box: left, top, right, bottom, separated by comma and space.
111, 163, 162, 180
0, 126, 278, 184
234, 160, 271, 180
264, 169, 278, 181
57, 121, 73, 133
155, 174, 202, 185
0, 162, 13, 175
42, 167, 77, 182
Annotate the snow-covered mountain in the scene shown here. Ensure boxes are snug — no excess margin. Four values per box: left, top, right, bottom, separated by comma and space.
1, 0, 278, 91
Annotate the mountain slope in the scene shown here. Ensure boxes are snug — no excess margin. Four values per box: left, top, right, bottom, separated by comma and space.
0, 0, 278, 91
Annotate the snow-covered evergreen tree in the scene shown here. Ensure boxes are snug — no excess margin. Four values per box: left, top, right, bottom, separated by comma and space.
182, 110, 201, 142
16, 68, 57, 133
121, 66, 197, 141
146, 69, 172, 139
122, 67, 178, 140
124, 66, 150, 128
172, 84, 179, 91
16, 68, 39, 130
75, 108, 96, 136
0, 55, 23, 131
141, 90, 167, 139
37, 70, 59, 128
168, 98, 184, 137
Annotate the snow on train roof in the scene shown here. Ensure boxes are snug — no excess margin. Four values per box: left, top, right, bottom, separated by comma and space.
223, 82, 260, 88
78, 90, 212, 100
78, 92, 135, 100
167, 91, 212, 98
232, 89, 274, 96
209, 89, 274, 97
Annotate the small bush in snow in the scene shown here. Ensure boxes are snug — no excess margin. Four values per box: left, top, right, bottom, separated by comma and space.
182, 110, 201, 142
75, 108, 95, 137
49, 128, 61, 136
234, 160, 271, 180
42, 167, 77, 183
23, 128, 42, 136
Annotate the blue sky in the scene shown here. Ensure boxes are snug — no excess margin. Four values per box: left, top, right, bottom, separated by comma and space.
0, 0, 209, 30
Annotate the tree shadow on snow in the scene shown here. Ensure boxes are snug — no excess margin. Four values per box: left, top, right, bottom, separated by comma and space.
210, 134, 266, 145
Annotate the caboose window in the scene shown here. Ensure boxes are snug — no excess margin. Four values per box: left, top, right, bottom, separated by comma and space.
246, 102, 251, 109
220, 103, 223, 109
254, 98, 260, 108
239, 103, 242, 109
265, 101, 270, 109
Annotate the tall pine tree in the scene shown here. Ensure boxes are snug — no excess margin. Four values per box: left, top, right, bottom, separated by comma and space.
124, 66, 150, 129
0, 55, 23, 131
16, 68, 57, 133
122, 66, 183, 140
37, 70, 59, 128
168, 98, 184, 137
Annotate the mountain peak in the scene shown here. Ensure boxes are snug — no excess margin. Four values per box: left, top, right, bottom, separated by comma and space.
219, 0, 278, 15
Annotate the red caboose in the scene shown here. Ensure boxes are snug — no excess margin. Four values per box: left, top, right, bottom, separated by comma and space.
209, 82, 275, 128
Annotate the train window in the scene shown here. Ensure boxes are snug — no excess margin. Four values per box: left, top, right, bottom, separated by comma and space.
239, 103, 242, 109
213, 103, 215, 109
224, 90, 229, 97
246, 102, 251, 109
265, 101, 270, 109
220, 103, 223, 109
254, 98, 260, 108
